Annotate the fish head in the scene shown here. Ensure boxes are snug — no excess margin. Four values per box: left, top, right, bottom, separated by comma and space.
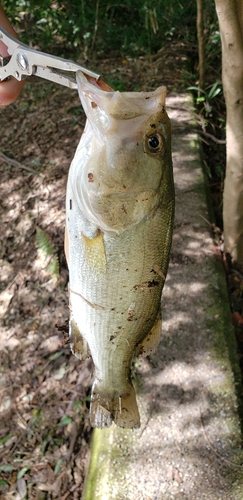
74, 71, 173, 234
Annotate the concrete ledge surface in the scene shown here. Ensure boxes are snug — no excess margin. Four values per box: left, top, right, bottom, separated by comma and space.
82, 95, 243, 500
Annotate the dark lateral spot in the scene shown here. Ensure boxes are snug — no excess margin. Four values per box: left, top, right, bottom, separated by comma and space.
69, 199, 72, 210
111, 307, 115, 311
150, 269, 156, 274
161, 105, 165, 113
123, 184, 126, 189
148, 279, 159, 288
91, 101, 97, 108
150, 123, 156, 128
88, 173, 94, 182
110, 334, 116, 341
145, 96, 150, 100
126, 268, 129, 271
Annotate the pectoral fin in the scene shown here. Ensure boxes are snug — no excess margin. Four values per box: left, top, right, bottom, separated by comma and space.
82, 231, 106, 274
136, 314, 162, 356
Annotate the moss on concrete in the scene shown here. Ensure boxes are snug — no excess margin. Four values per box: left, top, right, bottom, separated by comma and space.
82, 95, 243, 500
83, 426, 134, 500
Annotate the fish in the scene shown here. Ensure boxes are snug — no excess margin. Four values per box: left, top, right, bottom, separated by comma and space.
65, 71, 174, 429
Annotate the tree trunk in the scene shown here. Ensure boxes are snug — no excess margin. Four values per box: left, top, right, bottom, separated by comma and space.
197, 0, 205, 89
215, 0, 243, 266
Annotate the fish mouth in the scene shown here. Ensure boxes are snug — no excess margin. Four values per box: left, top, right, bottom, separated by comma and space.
76, 71, 167, 125
84, 75, 114, 92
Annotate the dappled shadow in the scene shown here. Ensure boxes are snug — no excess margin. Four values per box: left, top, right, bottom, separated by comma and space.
0, 78, 91, 497
125, 100, 243, 499
0, 67, 242, 500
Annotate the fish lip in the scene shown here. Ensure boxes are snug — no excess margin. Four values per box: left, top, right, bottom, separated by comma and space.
76, 71, 167, 121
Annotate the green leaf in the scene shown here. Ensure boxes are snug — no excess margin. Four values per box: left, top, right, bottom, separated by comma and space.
47, 255, 59, 280
17, 467, 30, 479
58, 415, 72, 426
187, 86, 206, 95
208, 86, 221, 99
36, 227, 55, 257
49, 350, 64, 361
53, 438, 63, 445
0, 479, 9, 486
32, 408, 42, 419
54, 458, 63, 475
0, 433, 11, 445
0, 465, 14, 472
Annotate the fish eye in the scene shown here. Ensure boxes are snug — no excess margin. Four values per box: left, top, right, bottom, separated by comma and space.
147, 133, 164, 153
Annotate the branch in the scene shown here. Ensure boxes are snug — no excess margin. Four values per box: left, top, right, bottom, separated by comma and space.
0, 151, 44, 176
194, 129, 226, 144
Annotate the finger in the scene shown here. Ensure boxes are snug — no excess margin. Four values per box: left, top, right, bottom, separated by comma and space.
0, 77, 25, 107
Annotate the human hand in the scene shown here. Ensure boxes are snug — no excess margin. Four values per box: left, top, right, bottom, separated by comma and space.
0, 6, 25, 106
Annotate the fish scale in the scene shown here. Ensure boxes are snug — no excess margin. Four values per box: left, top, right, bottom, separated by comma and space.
65, 71, 174, 428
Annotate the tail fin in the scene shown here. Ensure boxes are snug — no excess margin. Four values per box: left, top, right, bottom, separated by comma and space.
90, 380, 140, 429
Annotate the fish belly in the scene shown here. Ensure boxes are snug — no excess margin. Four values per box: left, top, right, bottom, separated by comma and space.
67, 197, 173, 428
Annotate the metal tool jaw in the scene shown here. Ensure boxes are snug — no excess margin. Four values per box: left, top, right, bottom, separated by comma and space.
0, 25, 100, 89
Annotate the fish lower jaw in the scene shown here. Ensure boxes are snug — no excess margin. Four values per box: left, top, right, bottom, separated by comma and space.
90, 380, 140, 429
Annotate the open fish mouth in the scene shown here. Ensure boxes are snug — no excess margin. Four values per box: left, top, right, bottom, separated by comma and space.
76, 71, 168, 127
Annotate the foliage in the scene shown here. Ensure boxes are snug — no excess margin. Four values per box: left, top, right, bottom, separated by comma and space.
3, 0, 197, 57
188, 81, 222, 114
36, 226, 59, 282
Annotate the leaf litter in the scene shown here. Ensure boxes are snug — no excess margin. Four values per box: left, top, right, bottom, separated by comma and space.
0, 43, 193, 498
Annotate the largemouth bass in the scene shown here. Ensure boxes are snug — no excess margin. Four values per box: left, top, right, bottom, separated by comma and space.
65, 72, 174, 428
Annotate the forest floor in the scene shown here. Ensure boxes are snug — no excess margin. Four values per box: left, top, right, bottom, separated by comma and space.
0, 38, 241, 499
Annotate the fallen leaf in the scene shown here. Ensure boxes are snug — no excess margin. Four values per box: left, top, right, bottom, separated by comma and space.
17, 477, 27, 499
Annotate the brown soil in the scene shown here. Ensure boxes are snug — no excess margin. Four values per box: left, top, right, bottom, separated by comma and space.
0, 76, 92, 498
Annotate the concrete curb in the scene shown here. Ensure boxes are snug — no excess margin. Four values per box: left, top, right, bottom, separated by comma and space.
82, 94, 243, 500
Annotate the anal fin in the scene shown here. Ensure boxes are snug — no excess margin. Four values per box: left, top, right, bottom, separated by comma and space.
69, 319, 90, 360
136, 314, 162, 357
